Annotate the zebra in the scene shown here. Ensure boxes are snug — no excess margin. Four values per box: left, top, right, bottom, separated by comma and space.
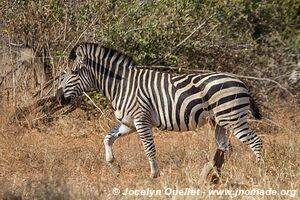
289, 63, 300, 85
56, 42, 263, 178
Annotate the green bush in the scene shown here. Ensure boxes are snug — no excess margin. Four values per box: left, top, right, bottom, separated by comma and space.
1, 0, 299, 104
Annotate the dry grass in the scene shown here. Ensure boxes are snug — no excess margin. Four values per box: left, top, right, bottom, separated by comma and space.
0, 102, 299, 200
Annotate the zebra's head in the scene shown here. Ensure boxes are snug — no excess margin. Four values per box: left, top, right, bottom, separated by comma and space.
56, 44, 96, 105
56, 42, 136, 105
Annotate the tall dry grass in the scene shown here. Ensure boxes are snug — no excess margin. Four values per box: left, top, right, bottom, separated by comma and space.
0, 99, 299, 200
0, 1, 299, 199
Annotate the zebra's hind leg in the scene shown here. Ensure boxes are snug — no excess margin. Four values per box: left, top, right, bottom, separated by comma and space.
211, 124, 231, 183
134, 120, 159, 178
231, 123, 263, 162
104, 123, 135, 174
210, 121, 232, 157
200, 123, 232, 184
215, 124, 232, 158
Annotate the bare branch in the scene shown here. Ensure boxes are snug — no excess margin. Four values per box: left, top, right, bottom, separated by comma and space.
83, 92, 106, 116
150, 13, 217, 65
33, 71, 66, 98
144, 66, 295, 98
35, 95, 57, 107
230, 74, 295, 98
184, 68, 294, 97
173, 14, 217, 53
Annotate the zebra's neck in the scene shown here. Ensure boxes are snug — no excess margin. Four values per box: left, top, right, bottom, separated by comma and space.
93, 61, 131, 103
80, 45, 135, 104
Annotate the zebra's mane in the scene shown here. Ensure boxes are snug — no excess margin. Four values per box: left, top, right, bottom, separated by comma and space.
68, 42, 136, 66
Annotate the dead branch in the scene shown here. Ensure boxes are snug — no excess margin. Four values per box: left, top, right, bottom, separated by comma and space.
228, 74, 295, 98
83, 92, 106, 116
150, 13, 216, 65
9, 42, 24, 47
150, 66, 294, 98
33, 71, 66, 98
35, 95, 57, 107
199, 149, 225, 185
0, 62, 25, 84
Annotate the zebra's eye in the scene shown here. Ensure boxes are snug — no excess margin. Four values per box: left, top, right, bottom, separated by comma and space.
69, 94, 77, 100
71, 69, 79, 75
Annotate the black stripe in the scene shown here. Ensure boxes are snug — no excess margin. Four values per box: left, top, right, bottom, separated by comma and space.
207, 93, 249, 111
165, 74, 174, 130
233, 121, 248, 130
119, 70, 135, 118
194, 107, 205, 125
172, 74, 187, 82
109, 53, 122, 72
157, 73, 168, 130
173, 75, 193, 90
192, 73, 217, 84
235, 128, 250, 138
149, 72, 162, 128
215, 103, 250, 118
126, 71, 140, 115
218, 113, 248, 123
184, 98, 204, 128
203, 81, 246, 102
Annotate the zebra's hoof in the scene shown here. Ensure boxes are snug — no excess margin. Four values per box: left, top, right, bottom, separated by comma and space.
257, 159, 265, 167
150, 171, 160, 179
110, 163, 121, 175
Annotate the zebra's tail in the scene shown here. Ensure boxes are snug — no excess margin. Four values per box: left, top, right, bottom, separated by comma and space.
249, 95, 262, 120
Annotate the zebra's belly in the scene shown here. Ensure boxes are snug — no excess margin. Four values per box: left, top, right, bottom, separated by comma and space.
114, 110, 135, 128
155, 110, 210, 132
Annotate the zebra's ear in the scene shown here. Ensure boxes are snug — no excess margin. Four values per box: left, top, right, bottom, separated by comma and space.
69, 44, 79, 61
69, 44, 86, 62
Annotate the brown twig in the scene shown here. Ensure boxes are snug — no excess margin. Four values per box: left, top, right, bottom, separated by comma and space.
184, 68, 294, 97
35, 95, 57, 107
33, 71, 66, 98
149, 13, 216, 65
229, 74, 295, 98
143, 65, 294, 98
83, 92, 106, 117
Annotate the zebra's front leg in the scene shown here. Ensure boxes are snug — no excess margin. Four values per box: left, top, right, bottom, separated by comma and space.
104, 123, 135, 174
134, 120, 159, 178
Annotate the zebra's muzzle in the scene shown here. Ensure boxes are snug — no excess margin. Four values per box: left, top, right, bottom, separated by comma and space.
56, 87, 71, 105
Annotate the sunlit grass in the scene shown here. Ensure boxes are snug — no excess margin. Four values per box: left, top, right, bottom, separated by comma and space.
0, 103, 299, 199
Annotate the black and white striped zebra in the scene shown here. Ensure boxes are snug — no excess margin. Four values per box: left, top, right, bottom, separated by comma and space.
56, 42, 263, 178
289, 63, 300, 85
